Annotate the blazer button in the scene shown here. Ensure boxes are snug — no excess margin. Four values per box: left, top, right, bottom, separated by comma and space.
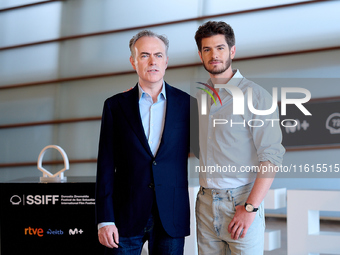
148, 183, 155, 189
153, 161, 157, 166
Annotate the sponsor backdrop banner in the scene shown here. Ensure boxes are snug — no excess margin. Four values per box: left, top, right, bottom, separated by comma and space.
280, 98, 340, 149
0, 177, 103, 254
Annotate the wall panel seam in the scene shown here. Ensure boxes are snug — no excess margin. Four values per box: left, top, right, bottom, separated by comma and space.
0, 159, 97, 168
0, 117, 101, 129
0, 0, 329, 51
1, 96, 340, 129
0, 0, 64, 13
1, 46, 339, 90
2, 143, 340, 168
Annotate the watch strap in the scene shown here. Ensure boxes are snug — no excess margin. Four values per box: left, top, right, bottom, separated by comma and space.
245, 202, 258, 212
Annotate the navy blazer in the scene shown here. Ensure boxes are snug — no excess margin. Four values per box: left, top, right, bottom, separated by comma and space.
96, 82, 191, 238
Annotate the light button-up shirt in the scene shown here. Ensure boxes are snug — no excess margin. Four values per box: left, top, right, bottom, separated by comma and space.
197, 70, 285, 189
138, 82, 166, 156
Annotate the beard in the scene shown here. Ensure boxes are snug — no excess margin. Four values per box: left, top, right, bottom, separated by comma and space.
202, 53, 231, 75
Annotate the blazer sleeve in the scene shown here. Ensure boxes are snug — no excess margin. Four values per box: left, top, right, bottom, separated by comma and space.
96, 98, 116, 224
190, 95, 200, 159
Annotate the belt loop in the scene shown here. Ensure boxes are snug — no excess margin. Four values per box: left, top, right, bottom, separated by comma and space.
228, 190, 232, 201
200, 186, 205, 195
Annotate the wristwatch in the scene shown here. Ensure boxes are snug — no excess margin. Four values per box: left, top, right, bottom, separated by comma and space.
245, 203, 258, 212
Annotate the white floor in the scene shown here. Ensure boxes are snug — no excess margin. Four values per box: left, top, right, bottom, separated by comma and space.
265, 217, 340, 255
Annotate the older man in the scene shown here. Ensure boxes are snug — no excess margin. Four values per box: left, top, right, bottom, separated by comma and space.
96, 30, 191, 255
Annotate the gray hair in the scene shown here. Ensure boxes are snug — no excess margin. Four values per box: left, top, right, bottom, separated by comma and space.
129, 30, 169, 59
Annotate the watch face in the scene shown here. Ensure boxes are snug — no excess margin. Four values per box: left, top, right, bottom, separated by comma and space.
245, 204, 254, 212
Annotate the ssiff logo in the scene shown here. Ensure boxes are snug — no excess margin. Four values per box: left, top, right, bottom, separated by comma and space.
197, 82, 312, 117
10, 194, 59, 205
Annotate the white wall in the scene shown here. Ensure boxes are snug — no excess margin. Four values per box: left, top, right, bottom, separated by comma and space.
1, 1, 340, 254
1, 0, 340, 217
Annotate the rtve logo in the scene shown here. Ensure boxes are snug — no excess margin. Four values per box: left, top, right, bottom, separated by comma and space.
198, 82, 312, 116
25, 227, 43, 237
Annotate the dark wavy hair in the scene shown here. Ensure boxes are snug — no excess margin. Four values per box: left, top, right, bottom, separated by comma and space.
195, 21, 235, 52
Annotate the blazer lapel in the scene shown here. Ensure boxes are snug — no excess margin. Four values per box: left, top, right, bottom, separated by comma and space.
158, 82, 183, 151
118, 85, 153, 157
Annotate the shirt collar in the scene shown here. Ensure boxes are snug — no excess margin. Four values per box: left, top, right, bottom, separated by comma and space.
207, 69, 243, 90
138, 81, 166, 101
228, 69, 243, 87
